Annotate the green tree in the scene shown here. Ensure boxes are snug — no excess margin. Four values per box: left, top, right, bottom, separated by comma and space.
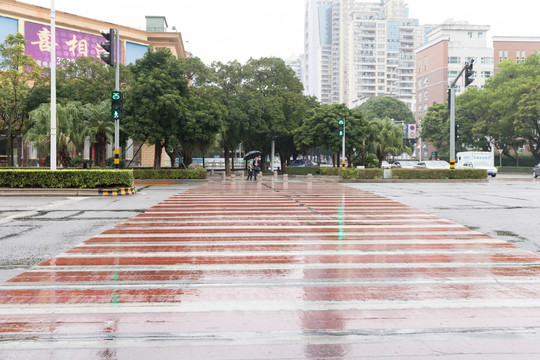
295, 103, 367, 167
354, 96, 415, 123
516, 82, 540, 161
26, 102, 86, 167
420, 103, 450, 157
368, 117, 408, 167
211, 60, 248, 173
241, 57, 306, 169
123, 48, 189, 169
0, 33, 43, 166
177, 86, 226, 167
83, 100, 114, 167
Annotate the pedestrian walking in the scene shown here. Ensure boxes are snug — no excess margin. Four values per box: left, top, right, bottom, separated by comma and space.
246, 160, 253, 180
253, 156, 261, 181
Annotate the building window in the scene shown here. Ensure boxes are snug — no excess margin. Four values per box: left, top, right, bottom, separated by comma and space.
522, 50, 526, 62
516, 50, 521, 62
468, 32, 473, 38
481, 57, 494, 64
418, 93, 422, 102
424, 77, 428, 87
478, 32, 483, 38
504, 50, 508, 60
418, 79, 422, 89
482, 71, 493, 78
424, 104, 428, 113
424, 90, 428, 100
499, 50, 503, 63
448, 56, 460, 64
424, 56, 428, 70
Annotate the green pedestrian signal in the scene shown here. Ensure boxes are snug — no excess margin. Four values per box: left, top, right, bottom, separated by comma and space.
338, 118, 345, 137
111, 91, 123, 120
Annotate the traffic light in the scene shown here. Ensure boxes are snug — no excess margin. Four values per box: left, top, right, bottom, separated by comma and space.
100, 28, 115, 66
338, 118, 345, 137
111, 91, 123, 120
464, 60, 475, 87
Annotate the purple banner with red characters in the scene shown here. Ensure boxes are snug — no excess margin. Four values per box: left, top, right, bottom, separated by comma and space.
24, 21, 121, 67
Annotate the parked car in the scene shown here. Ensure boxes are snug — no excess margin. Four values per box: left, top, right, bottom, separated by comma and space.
392, 160, 419, 169
415, 160, 451, 169
458, 161, 498, 177
534, 163, 540, 178
289, 159, 315, 167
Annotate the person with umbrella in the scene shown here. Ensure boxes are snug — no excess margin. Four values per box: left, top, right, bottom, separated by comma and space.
243, 150, 261, 181
252, 156, 261, 181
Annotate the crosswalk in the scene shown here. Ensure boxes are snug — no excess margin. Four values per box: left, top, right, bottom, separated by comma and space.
1, 182, 540, 358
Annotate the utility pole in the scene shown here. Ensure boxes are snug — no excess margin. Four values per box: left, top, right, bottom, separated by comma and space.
50, 0, 56, 171
448, 59, 475, 168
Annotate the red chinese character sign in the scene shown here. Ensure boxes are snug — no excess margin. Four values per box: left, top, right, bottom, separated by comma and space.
24, 21, 121, 67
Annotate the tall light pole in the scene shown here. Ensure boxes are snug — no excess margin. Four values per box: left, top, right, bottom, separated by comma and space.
50, 0, 56, 170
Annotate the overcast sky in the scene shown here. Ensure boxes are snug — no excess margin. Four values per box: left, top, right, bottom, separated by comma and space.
18, 0, 540, 65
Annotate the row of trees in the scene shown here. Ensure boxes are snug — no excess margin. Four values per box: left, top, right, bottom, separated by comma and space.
1, 32, 414, 170
421, 53, 540, 164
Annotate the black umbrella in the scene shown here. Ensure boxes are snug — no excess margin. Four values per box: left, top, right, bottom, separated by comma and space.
243, 150, 261, 161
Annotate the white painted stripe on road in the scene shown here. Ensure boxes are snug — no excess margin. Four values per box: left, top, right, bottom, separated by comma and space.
4, 276, 540, 291
2, 298, 540, 315
35, 261, 540, 271
79, 238, 507, 246
93, 230, 489, 238
106, 224, 466, 231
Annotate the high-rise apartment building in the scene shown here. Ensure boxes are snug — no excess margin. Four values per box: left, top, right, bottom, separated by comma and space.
303, 0, 428, 110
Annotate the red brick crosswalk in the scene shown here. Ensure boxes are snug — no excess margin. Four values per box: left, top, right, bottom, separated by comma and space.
1, 182, 540, 358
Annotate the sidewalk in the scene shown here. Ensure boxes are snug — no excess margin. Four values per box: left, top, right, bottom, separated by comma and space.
1, 181, 539, 358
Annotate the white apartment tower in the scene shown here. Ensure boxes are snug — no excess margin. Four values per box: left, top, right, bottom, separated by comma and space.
303, 0, 428, 109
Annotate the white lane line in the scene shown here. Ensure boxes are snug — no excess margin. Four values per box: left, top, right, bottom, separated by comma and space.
93, 230, 490, 238
80, 238, 508, 246
4, 276, 540, 291
2, 298, 540, 315
105, 224, 467, 231
33, 261, 540, 271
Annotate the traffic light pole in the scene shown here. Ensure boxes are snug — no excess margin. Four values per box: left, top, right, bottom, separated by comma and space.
114, 30, 120, 170
342, 124, 346, 168
448, 60, 473, 169
449, 86, 456, 168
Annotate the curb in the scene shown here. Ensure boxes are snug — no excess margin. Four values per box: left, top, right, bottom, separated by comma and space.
98, 187, 136, 196
0, 187, 136, 197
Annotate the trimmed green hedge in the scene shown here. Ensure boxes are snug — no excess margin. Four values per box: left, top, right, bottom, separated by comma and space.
132, 168, 207, 180
320, 167, 341, 176
391, 168, 487, 179
340, 168, 383, 180
498, 166, 534, 173
0, 169, 134, 188
286, 166, 321, 175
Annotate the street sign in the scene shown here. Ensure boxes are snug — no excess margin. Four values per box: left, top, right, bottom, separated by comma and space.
497, 149, 503, 154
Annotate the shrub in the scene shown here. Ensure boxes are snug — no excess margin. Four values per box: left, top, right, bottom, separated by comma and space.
0, 169, 134, 188
285, 166, 321, 175
392, 168, 486, 179
339, 168, 382, 180
320, 167, 341, 176
132, 168, 207, 180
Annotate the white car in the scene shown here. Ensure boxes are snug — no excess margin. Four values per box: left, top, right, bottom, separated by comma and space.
415, 160, 451, 169
457, 161, 498, 177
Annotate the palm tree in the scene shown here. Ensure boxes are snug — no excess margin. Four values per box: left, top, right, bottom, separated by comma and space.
26, 102, 88, 167
368, 118, 409, 167
83, 100, 114, 167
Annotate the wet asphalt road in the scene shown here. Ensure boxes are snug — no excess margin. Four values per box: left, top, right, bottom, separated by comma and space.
0, 183, 199, 282
346, 173, 540, 254
0, 176, 539, 358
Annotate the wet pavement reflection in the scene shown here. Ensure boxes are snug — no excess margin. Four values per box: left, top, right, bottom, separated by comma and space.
1, 181, 540, 358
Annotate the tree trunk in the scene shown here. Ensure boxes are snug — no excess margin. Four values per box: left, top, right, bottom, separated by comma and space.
153, 142, 163, 170
224, 147, 230, 174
